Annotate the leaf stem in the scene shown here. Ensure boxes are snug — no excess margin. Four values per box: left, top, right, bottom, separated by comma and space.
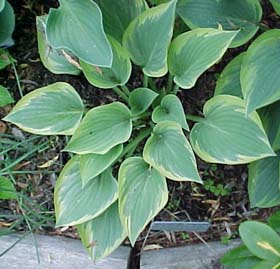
148, 78, 157, 92
143, 74, 148, 88
259, 23, 270, 32
186, 114, 204, 123
11, 61, 23, 98
132, 111, 151, 121
121, 85, 131, 96
120, 128, 151, 159
113, 87, 129, 102
173, 84, 180, 95
167, 73, 173, 93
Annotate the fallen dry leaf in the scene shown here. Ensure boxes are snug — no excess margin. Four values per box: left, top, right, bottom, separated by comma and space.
0, 121, 7, 133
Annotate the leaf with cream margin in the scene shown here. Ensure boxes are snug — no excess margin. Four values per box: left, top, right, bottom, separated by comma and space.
93, 0, 147, 42
77, 202, 126, 261
152, 94, 189, 131
176, 0, 262, 47
64, 102, 132, 154
215, 52, 244, 98
80, 145, 123, 186
54, 157, 118, 226
118, 157, 168, 245
123, 0, 176, 77
129, 88, 158, 116
4, 82, 84, 135
36, 15, 80, 75
144, 121, 201, 183
241, 30, 280, 114
190, 95, 275, 164
46, 0, 112, 67
81, 36, 131, 89
168, 28, 238, 89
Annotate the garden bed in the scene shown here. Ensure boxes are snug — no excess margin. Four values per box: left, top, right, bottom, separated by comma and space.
0, 0, 279, 268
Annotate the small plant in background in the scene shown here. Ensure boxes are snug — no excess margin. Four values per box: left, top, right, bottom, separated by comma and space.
1, 0, 280, 262
220, 235, 231, 245
204, 179, 230, 197
221, 211, 280, 269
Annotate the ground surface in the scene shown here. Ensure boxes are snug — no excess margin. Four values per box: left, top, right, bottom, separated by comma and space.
0, 1, 279, 268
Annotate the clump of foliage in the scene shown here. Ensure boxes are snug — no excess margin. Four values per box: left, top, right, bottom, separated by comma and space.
2, 0, 280, 261
221, 211, 280, 269
204, 179, 230, 197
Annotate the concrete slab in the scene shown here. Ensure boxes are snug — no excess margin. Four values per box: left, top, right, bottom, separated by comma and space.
140, 240, 241, 269
0, 234, 129, 269
0, 233, 240, 269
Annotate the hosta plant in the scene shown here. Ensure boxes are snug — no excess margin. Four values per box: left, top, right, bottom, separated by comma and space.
221, 212, 280, 269
2, 0, 280, 261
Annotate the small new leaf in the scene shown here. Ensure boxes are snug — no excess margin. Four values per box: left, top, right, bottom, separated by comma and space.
152, 94, 189, 131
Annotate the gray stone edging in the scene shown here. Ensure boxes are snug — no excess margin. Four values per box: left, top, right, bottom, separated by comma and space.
0, 234, 240, 269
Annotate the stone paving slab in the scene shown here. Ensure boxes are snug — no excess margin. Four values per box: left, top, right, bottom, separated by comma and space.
140, 240, 241, 269
0, 234, 240, 269
0, 234, 129, 269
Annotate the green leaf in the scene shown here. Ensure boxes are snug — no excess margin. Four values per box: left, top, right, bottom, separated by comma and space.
0, 1, 15, 44
268, 211, 280, 233
144, 121, 201, 183
0, 86, 13, 107
4, 82, 84, 135
118, 157, 168, 246
46, 0, 112, 67
54, 157, 118, 227
0, 0, 5, 12
252, 260, 280, 269
123, 0, 176, 77
129, 87, 158, 116
190, 95, 275, 164
168, 28, 238, 89
152, 94, 189, 131
150, 0, 170, 4
177, 0, 262, 48
239, 221, 280, 261
270, 0, 280, 15
248, 152, 280, 208
215, 52, 244, 98
36, 16, 80, 75
93, 0, 147, 42
77, 202, 126, 261
65, 102, 132, 154
81, 36, 131, 89
0, 176, 17, 200
259, 101, 280, 152
0, 48, 13, 70
241, 30, 280, 114
80, 145, 123, 186
221, 245, 261, 269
